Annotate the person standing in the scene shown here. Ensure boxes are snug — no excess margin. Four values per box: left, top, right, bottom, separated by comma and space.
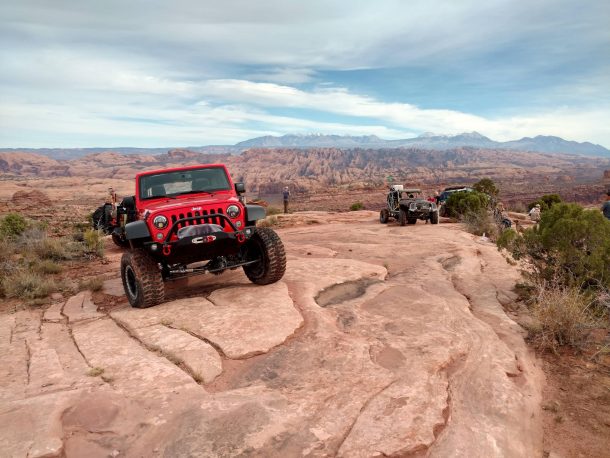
602, 191, 610, 220
282, 186, 290, 214
529, 203, 541, 222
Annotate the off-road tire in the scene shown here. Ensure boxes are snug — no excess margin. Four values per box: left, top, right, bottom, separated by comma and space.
92, 205, 112, 232
380, 209, 389, 224
121, 249, 164, 308
112, 232, 130, 248
430, 211, 439, 224
243, 227, 286, 285
399, 209, 407, 226
407, 217, 417, 225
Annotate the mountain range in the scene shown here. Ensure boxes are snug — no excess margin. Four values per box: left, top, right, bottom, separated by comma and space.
235, 132, 610, 156
1, 132, 608, 159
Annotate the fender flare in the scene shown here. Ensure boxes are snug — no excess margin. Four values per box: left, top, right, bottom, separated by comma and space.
245, 205, 266, 225
125, 220, 150, 240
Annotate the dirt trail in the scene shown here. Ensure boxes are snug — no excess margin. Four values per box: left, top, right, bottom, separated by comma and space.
0, 211, 544, 457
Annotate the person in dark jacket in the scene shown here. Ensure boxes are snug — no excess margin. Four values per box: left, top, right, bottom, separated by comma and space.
282, 186, 290, 214
602, 191, 610, 220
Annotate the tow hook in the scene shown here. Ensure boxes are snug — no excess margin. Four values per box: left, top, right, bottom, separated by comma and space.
162, 244, 171, 256
236, 232, 246, 244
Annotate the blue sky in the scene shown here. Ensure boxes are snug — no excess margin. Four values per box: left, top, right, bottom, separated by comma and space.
1, 0, 609, 148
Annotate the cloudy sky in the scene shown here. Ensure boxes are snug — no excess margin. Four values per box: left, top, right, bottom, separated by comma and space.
1, 0, 609, 147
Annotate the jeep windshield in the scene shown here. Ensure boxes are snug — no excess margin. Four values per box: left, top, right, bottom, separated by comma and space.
139, 167, 231, 200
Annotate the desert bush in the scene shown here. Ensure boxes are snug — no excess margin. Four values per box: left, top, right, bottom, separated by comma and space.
496, 228, 519, 250
78, 277, 104, 292
509, 201, 528, 213
528, 285, 600, 353
528, 194, 562, 211
258, 216, 278, 227
443, 190, 489, 218
462, 209, 498, 237
266, 206, 282, 216
33, 260, 63, 274
349, 202, 364, 211
472, 178, 499, 197
33, 236, 71, 260
83, 229, 105, 257
0, 213, 28, 238
500, 203, 610, 289
1, 270, 57, 299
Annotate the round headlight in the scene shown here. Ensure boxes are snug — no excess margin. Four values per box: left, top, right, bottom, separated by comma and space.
226, 205, 241, 218
153, 215, 168, 229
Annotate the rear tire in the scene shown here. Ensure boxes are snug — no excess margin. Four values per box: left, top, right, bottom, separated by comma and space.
112, 232, 130, 248
430, 211, 439, 224
380, 209, 389, 224
407, 218, 417, 225
399, 209, 407, 226
243, 228, 286, 285
121, 249, 164, 308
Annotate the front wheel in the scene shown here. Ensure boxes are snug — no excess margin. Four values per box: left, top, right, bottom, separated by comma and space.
243, 228, 286, 285
399, 209, 407, 226
380, 209, 389, 224
430, 211, 439, 224
121, 249, 164, 308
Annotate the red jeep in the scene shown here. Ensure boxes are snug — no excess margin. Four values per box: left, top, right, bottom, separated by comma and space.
99, 164, 286, 308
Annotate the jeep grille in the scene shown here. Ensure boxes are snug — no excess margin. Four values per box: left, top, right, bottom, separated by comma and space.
170, 208, 226, 230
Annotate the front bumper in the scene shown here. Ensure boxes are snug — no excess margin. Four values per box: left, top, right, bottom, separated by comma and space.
145, 216, 256, 262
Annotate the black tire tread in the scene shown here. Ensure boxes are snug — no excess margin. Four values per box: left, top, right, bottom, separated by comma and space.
380, 209, 389, 224
243, 227, 286, 285
399, 209, 407, 226
112, 232, 130, 248
121, 249, 164, 308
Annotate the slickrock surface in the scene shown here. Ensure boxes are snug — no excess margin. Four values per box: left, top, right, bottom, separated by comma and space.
0, 211, 543, 457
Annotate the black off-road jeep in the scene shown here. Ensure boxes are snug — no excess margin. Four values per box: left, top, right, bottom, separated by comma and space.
380, 185, 439, 226
94, 164, 286, 308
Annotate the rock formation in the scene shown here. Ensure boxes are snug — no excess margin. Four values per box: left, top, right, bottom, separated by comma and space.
0, 212, 543, 457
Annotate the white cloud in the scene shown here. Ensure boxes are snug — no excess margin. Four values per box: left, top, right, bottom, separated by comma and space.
195, 79, 610, 145
1, 1, 609, 147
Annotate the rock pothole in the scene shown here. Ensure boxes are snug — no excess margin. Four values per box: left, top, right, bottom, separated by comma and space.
315, 278, 379, 307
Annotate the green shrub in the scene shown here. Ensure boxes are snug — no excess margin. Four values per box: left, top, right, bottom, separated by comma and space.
472, 178, 499, 197
528, 194, 562, 211
83, 229, 105, 257
1, 270, 57, 299
496, 228, 518, 250
502, 203, 610, 289
444, 191, 489, 218
349, 202, 364, 211
0, 213, 28, 238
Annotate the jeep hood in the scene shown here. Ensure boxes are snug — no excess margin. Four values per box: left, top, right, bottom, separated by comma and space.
140, 194, 239, 213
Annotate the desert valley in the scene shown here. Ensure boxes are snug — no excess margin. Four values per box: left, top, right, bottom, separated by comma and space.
1, 139, 609, 457
2, 1, 610, 456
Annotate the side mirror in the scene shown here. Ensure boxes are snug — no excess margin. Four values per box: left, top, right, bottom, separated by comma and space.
235, 182, 245, 194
